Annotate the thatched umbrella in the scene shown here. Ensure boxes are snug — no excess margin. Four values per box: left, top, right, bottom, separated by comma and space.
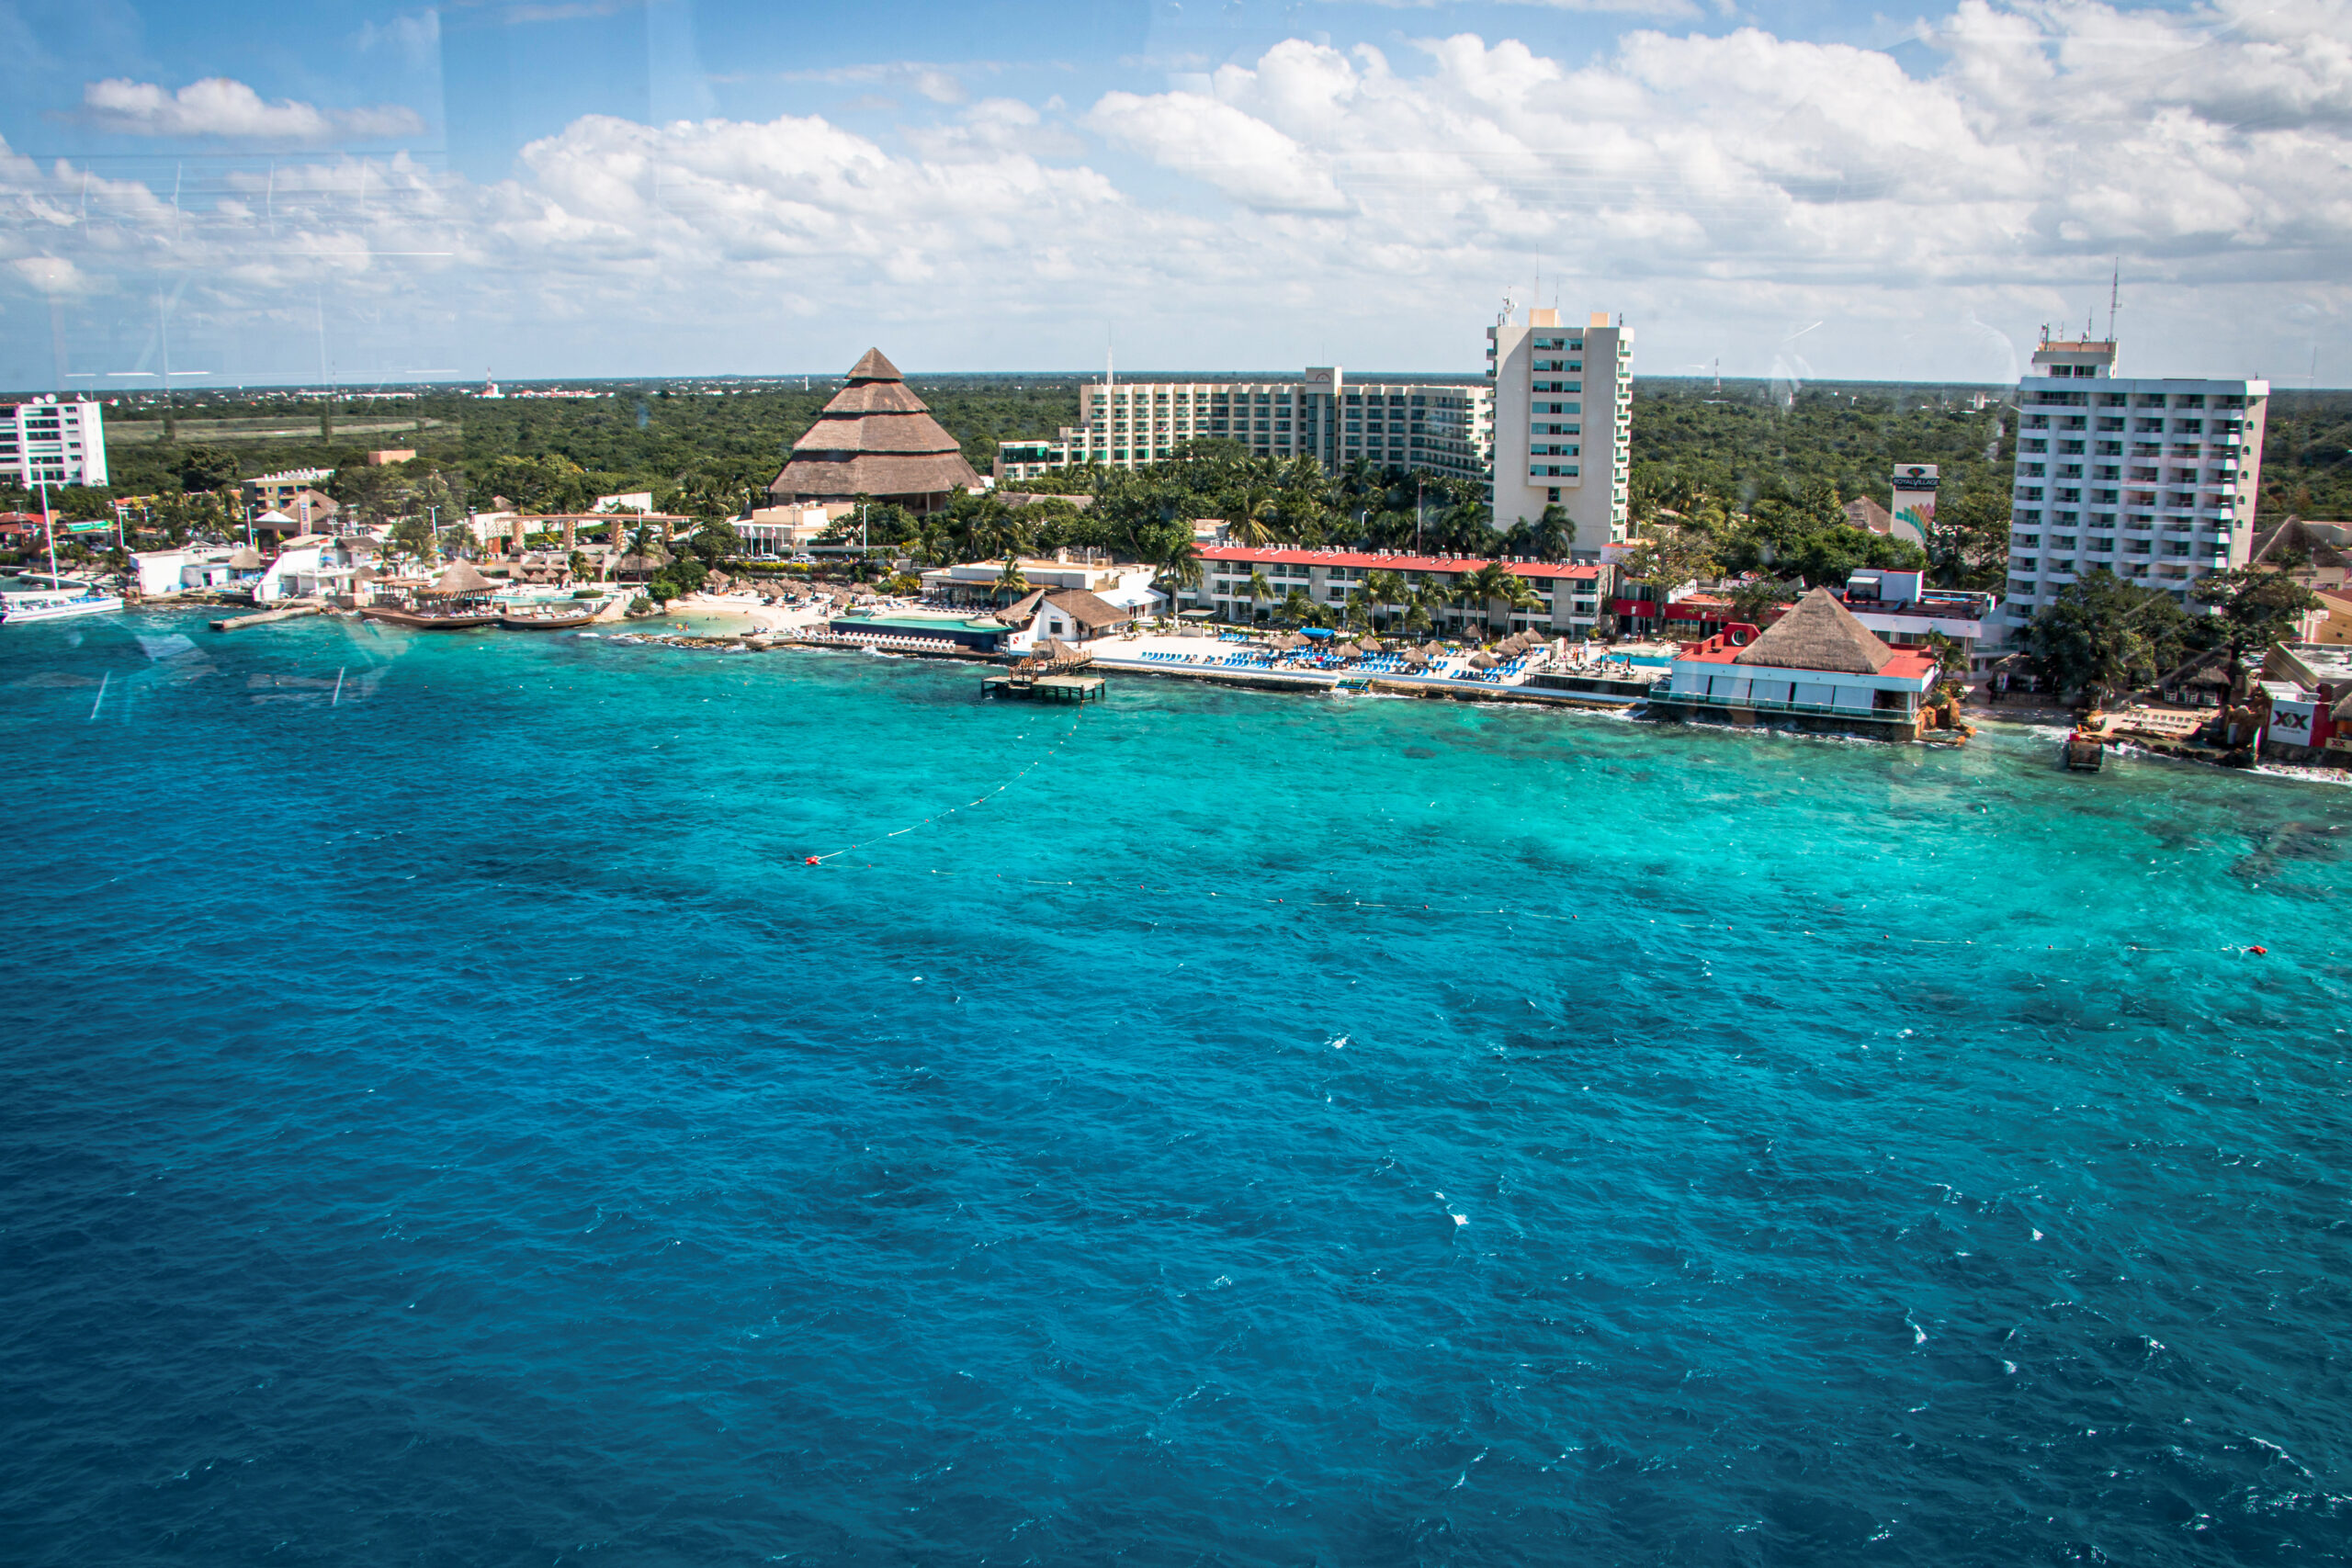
1468, 651, 1498, 671
1420, 640, 1445, 658
1333, 640, 1360, 659
227, 546, 264, 570
1403, 649, 1429, 670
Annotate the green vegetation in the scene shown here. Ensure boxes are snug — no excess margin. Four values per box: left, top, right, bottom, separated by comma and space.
2257, 392, 2352, 521
2022, 564, 2322, 707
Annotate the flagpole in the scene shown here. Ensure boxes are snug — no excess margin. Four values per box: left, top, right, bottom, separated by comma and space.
39, 479, 57, 586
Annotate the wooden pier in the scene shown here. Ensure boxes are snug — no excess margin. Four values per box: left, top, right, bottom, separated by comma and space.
983, 671, 1104, 704
210, 603, 324, 632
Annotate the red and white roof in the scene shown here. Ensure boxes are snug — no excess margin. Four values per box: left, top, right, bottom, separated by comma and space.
1200, 546, 1601, 581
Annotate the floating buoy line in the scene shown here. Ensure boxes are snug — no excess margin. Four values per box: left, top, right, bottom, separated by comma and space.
805, 712, 1087, 865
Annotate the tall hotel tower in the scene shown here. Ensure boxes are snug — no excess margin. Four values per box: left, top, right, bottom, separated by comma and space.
1486, 308, 1633, 561
1998, 334, 2267, 642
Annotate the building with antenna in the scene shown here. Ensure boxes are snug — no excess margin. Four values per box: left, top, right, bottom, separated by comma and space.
1994, 332, 2268, 642
0, 397, 107, 488
1485, 308, 1634, 560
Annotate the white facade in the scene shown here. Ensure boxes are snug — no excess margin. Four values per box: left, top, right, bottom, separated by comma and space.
994, 368, 1491, 488
0, 398, 107, 488
1486, 308, 1634, 560
1996, 336, 2267, 640
738, 502, 850, 557
253, 536, 371, 604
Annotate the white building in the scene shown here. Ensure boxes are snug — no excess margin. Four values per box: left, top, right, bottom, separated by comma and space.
1486, 308, 1634, 560
738, 502, 851, 557
0, 398, 107, 488
992, 368, 1492, 489
253, 536, 373, 604
923, 556, 1160, 610
1996, 334, 2267, 644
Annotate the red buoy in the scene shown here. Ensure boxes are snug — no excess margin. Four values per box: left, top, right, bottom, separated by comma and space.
805, 856, 820, 865
2250, 945, 2267, 955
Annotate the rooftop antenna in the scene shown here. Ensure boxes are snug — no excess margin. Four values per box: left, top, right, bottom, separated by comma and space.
2107, 259, 2120, 341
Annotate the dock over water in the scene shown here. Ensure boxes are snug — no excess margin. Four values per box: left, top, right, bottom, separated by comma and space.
983, 671, 1105, 704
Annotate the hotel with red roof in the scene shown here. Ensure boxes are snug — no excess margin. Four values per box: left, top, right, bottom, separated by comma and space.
1188, 545, 1611, 637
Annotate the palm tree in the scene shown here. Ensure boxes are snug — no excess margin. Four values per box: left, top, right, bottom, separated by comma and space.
994, 554, 1030, 606
1361, 568, 1407, 629
1225, 487, 1280, 547
1247, 570, 1275, 622
1151, 535, 1204, 617
1457, 562, 1542, 637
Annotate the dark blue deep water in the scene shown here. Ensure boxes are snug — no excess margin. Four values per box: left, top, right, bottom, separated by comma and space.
3, 611, 2348, 1565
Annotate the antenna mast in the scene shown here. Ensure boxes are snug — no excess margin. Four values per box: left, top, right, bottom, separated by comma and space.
2107, 260, 2120, 341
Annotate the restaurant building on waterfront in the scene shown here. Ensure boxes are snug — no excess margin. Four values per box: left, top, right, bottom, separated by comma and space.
1649, 587, 1945, 741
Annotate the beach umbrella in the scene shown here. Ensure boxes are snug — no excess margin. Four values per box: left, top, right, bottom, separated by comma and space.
1469, 651, 1497, 670
1333, 641, 1360, 659
1403, 650, 1428, 669
1421, 640, 1445, 658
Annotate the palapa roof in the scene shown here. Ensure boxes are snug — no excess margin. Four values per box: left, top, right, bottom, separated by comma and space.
1732, 586, 1893, 674
1000, 587, 1048, 624
2157, 648, 2238, 689
2252, 516, 2350, 570
227, 546, 264, 569
769, 347, 979, 504
1842, 496, 1895, 536
1040, 588, 1129, 631
432, 559, 495, 594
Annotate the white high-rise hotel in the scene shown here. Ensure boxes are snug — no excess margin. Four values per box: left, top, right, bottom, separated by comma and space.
1999, 335, 2267, 638
1486, 308, 1634, 560
0, 397, 108, 489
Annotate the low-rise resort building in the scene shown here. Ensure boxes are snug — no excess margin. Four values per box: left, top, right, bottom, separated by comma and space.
992, 367, 1491, 490
1186, 546, 1610, 638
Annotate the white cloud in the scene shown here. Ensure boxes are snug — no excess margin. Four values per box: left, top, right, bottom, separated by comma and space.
1086, 89, 1353, 213
4, 3, 2347, 381
357, 10, 442, 67
82, 78, 425, 141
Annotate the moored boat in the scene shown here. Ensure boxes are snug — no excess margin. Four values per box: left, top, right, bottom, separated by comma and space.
1, 588, 124, 625
360, 604, 499, 630
498, 606, 599, 630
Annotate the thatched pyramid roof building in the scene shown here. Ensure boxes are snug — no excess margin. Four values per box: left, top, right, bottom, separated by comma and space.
768, 348, 979, 514
1733, 586, 1893, 674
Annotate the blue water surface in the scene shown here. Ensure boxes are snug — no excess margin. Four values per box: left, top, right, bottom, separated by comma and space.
2, 610, 2347, 1566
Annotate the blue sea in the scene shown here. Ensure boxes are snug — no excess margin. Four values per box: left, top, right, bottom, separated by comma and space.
3, 610, 2347, 1566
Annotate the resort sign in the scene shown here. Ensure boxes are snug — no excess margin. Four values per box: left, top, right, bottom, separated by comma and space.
61, 521, 112, 534
1891, 464, 1939, 537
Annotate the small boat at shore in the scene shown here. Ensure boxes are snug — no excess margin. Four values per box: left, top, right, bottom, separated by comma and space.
1, 588, 124, 625
360, 604, 499, 630
498, 606, 599, 631
2064, 731, 2104, 772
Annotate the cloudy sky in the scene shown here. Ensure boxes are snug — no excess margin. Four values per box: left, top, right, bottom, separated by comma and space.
0, 0, 2345, 389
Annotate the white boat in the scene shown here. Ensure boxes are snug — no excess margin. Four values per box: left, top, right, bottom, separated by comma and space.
1, 589, 124, 624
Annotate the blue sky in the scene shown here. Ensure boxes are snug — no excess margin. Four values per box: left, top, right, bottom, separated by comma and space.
0, 0, 2344, 389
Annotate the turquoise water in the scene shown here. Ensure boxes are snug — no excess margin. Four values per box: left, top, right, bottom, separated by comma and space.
4, 609, 2348, 1564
